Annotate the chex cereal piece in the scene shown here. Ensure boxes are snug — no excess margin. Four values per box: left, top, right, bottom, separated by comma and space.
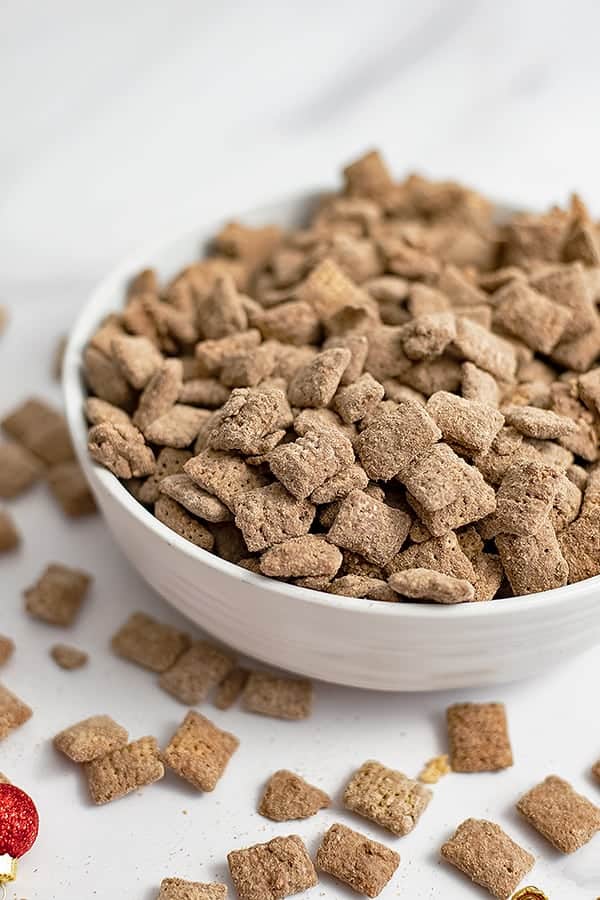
407, 463, 496, 537
111, 334, 163, 388
0, 684, 32, 741
504, 405, 576, 440
446, 702, 513, 772
441, 818, 534, 900
228, 834, 317, 900
427, 391, 504, 453
324, 334, 368, 384
1, 397, 74, 464
531, 262, 597, 340
201, 274, 249, 339
54, 715, 128, 762
496, 520, 568, 594
407, 283, 450, 316
88, 422, 156, 478
85, 396, 132, 428
268, 427, 353, 500
400, 312, 456, 360
355, 399, 441, 480
260, 535, 342, 579
220, 342, 277, 388
24, 563, 92, 626
328, 489, 410, 566
364, 325, 411, 381
0, 441, 44, 498
298, 257, 373, 322
159, 640, 236, 705
137, 447, 192, 505
386, 531, 475, 581
163, 711, 239, 791
344, 148, 393, 196
158, 878, 227, 900
214, 667, 249, 710
470, 551, 504, 602
111, 611, 190, 672
327, 575, 397, 601
179, 377, 230, 408
0, 636, 14, 667
159, 474, 231, 522
452, 316, 517, 380
517, 775, 600, 853
46, 460, 97, 517
439, 264, 487, 306
133, 359, 183, 432
50, 643, 88, 670
316, 822, 399, 898
400, 355, 463, 396
0, 511, 20, 553
209, 388, 288, 455
85, 736, 164, 804
310, 464, 368, 504
563, 216, 600, 264
144, 405, 208, 448
389, 568, 475, 603
578, 366, 600, 416
418, 755, 451, 784
195, 329, 261, 376
235, 483, 314, 552
494, 461, 560, 535
551, 318, 600, 372
398, 443, 471, 512
461, 361, 500, 407
559, 508, 600, 583
494, 281, 570, 353
155, 496, 215, 549
259, 770, 330, 821
184, 449, 269, 512
253, 299, 320, 346
243, 672, 312, 720
287, 347, 351, 408
343, 759, 431, 835
333, 373, 384, 424
84, 345, 136, 409
551, 478, 583, 534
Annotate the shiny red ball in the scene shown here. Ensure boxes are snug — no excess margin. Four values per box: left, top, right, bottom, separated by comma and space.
0, 784, 39, 859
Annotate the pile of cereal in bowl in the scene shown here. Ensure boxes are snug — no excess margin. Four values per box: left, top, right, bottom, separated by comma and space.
84, 149, 600, 603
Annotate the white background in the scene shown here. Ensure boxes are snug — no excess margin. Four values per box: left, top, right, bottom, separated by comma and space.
2, 1, 600, 897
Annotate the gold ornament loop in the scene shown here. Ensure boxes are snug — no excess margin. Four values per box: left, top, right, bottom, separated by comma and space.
512, 888, 548, 900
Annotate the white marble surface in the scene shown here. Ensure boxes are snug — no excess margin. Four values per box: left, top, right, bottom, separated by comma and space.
2, 1, 600, 897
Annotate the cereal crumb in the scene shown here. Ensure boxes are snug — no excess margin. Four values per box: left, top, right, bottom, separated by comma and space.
50, 644, 88, 670
158, 878, 227, 900
0, 684, 32, 741
418, 755, 451, 784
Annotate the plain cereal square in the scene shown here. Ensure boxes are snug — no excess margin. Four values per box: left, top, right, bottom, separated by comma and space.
159, 640, 236, 705
111, 612, 190, 672
355, 400, 441, 480
316, 822, 399, 898
259, 770, 330, 821
0, 684, 32, 740
85, 736, 164, 804
517, 775, 600, 853
54, 714, 128, 762
0, 442, 44, 498
447, 702, 513, 772
228, 834, 317, 900
158, 878, 227, 900
24, 563, 92, 626
163, 711, 239, 791
441, 818, 534, 899
328, 489, 410, 566
343, 760, 431, 835
243, 672, 312, 720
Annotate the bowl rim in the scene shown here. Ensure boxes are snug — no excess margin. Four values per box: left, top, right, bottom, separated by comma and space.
63, 187, 600, 622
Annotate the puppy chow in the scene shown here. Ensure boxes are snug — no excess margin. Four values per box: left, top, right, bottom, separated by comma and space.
406, 463, 496, 536
209, 388, 288, 455
260, 535, 342, 579
144, 405, 208, 448
517, 775, 600, 853
234, 483, 314, 552
88, 421, 155, 479
220, 342, 277, 388
327, 575, 397, 601
461, 361, 500, 407
389, 568, 475, 603
333, 373, 385, 424
155, 496, 215, 549
427, 391, 504, 453
494, 460, 560, 535
259, 770, 330, 821
0, 685, 32, 741
54, 714, 128, 762
111, 334, 163, 389
158, 879, 227, 900
386, 531, 475, 581
214, 666, 249, 710
324, 333, 368, 384
531, 262, 597, 340
195, 329, 261, 376
269, 427, 353, 499
287, 347, 351, 408
363, 325, 411, 381
316, 822, 399, 898
184, 449, 269, 511
159, 640, 236, 705
163, 711, 239, 792
0, 511, 20, 553
2, 397, 74, 464
111, 611, 190, 672
84, 345, 136, 409
355, 399, 441, 480
400, 311, 456, 360
328, 489, 410, 566
228, 834, 317, 900
343, 759, 431, 835
133, 359, 183, 431
504, 404, 576, 440
243, 672, 312, 720
179, 377, 230, 408
451, 317, 517, 380
24, 563, 92, 626
0, 442, 44, 498
85, 396, 132, 428
496, 520, 568, 595
397, 443, 471, 512
159, 474, 231, 522
558, 508, 600, 583
310, 464, 369, 503
447, 702, 513, 772
137, 447, 192, 505
85, 736, 164, 804
494, 280, 570, 353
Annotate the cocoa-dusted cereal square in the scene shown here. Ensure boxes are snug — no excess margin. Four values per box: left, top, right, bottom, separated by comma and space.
163, 711, 239, 792
0, 511, 20, 553
452, 316, 517, 380
111, 612, 190, 672
386, 531, 475, 581
159, 640, 236, 705
517, 774, 600, 853
234, 483, 315, 552
159, 474, 231, 522
54, 715, 128, 762
243, 672, 312, 721
0, 442, 44, 498
397, 443, 470, 512
85, 736, 164, 804
88, 421, 156, 479
158, 879, 227, 900
407, 463, 496, 537
154, 496, 215, 550
504, 404, 576, 440
441, 818, 534, 899
260, 535, 342, 579
1, 397, 74, 465
24, 563, 92, 626
559, 509, 600, 583
0, 684, 32, 741
333, 374, 385, 424
111, 334, 163, 389
209, 388, 290, 455
388, 568, 475, 603
287, 347, 352, 408
355, 399, 441, 480
46, 460, 97, 517
268, 427, 354, 500
316, 822, 399, 898
343, 760, 431, 835
214, 667, 249, 711
328, 489, 410, 566
447, 702, 513, 772
494, 460, 561, 535
494, 280, 570, 354
228, 834, 317, 900
144, 405, 209, 448
184, 449, 269, 512
259, 770, 330, 821
50, 643, 88, 670
138, 447, 192, 505
496, 520, 568, 595
426, 390, 504, 453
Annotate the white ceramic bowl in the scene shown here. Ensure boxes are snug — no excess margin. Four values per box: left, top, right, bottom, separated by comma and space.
63, 191, 600, 691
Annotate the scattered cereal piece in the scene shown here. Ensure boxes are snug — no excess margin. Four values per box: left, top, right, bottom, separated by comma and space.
343, 759, 431, 835
1, 397, 74, 464
111, 612, 190, 672
0, 442, 44, 498
214, 667, 249, 710
268, 427, 353, 500
159, 474, 231, 522
0, 636, 14, 667
328, 489, 410, 566
517, 775, 600, 853
185, 449, 269, 511
163, 711, 239, 791
496, 520, 568, 595
88, 421, 156, 478
503, 405, 576, 440
85, 736, 164, 804
260, 535, 342, 579
259, 770, 330, 821
158, 878, 227, 900
355, 400, 441, 480
159, 640, 236, 705
50, 644, 88, 670
418, 755, 450, 784
46, 460, 97, 517
228, 834, 317, 900
427, 391, 504, 453
243, 672, 312, 720
287, 347, 351, 408
54, 715, 128, 762
446, 702, 513, 772
0, 511, 20, 553
0, 684, 32, 741
316, 822, 399, 898
235, 483, 314, 552
154, 496, 215, 549
441, 818, 534, 899
24, 563, 92, 627
388, 568, 475, 603
494, 461, 560, 535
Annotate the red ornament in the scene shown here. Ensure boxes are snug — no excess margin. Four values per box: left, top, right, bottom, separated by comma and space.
0, 785, 38, 859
